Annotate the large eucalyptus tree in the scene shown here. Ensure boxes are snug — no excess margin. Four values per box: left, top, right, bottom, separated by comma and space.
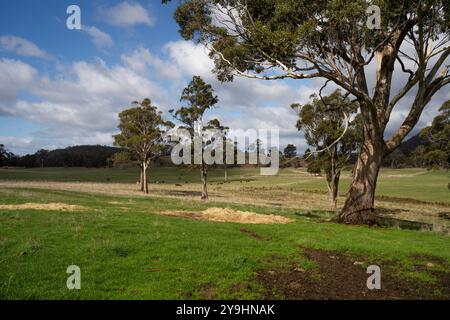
114, 99, 173, 194
164, 0, 450, 224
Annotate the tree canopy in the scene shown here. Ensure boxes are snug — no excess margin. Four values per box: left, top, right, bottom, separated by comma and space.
293, 90, 361, 209
114, 98, 173, 193
283, 144, 297, 159
170, 76, 219, 132
418, 100, 450, 169
114, 99, 172, 160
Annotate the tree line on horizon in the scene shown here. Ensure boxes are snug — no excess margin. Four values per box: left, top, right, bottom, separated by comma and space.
1, 99, 448, 174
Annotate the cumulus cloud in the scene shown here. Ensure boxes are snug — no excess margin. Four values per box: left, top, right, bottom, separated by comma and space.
102, 2, 154, 27
5, 59, 170, 129
121, 47, 182, 82
0, 35, 51, 59
81, 26, 113, 50
0, 58, 37, 102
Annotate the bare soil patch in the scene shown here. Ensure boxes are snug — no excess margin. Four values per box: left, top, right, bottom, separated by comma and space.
255, 248, 450, 300
0, 202, 85, 212
159, 207, 293, 225
240, 227, 271, 241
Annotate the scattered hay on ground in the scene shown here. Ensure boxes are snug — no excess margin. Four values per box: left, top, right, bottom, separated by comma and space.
159, 207, 293, 225
0, 203, 85, 212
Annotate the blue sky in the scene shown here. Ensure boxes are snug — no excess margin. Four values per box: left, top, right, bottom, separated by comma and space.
0, 1, 448, 155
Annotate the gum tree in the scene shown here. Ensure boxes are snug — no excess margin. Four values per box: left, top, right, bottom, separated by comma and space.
419, 100, 450, 169
170, 76, 219, 199
283, 144, 297, 159
292, 90, 360, 210
114, 99, 173, 194
164, 0, 450, 224
206, 118, 230, 181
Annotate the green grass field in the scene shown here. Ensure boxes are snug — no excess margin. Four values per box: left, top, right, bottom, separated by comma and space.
0, 167, 448, 203
0, 167, 449, 299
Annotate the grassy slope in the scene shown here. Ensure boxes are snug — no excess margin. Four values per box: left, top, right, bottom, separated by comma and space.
0, 187, 449, 299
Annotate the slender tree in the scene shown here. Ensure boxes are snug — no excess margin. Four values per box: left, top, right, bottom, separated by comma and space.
165, 0, 450, 224
293, 90, 360, 210
207, 118, 230, 181
114, 99, 173, 194
170, 76, 219, 199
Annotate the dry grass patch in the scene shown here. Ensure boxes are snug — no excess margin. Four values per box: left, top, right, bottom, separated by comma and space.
159, 207, 293, 225
0, 203, 85, 212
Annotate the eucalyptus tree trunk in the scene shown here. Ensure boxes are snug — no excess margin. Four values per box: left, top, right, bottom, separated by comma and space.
224, 163, 228, 182
139, 165, 145, 192
338, 139, 383, 225
326, 173, 340, 211
200, 162, 208, 200
142, 161, 149, 194
325, 148, 341, 211
338, 49, 392, 225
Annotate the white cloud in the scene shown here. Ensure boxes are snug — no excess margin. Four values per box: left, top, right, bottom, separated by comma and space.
0, 58, 37, 101
1, 38, 448, 155
0, 35, 51, 59
102, 2, 154, 27
164, 41, 214, 79
0, 136, 44, 155
82, 26, 113, 50
0, 56, 173, 154
121, 47, 182, 81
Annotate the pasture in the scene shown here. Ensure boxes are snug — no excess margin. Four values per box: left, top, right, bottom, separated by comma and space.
0, 167, 449, 299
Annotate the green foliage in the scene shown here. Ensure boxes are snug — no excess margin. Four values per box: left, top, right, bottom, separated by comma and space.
383, 149, 410, 168
416, 100, 450, 169
0, 144, 10, 166
307, 160, 322, 175
293, 90, 360, 173
293, 90, 359, 148
206, 118, 230, 160
170, 76, 219, 132
283, 144, 297, 158
1, 145, 120, 168
293, 90, 361, 206
165, 0, 450, 81
423, 150, 448, 170
109, 151, 134, 168
114, 99, 173, 163
0, 144, 18, 167
206, 118, 228, 133
303, 148, 311, 160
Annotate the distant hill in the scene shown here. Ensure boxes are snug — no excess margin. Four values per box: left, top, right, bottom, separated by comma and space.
18, 145, 121, 168
398, 134, 427, 155
47, 145, 121, 167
